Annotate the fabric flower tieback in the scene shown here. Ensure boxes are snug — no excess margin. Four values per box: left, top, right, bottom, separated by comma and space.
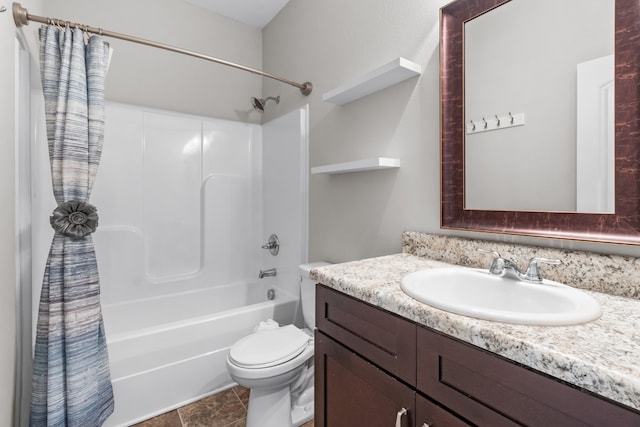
50, 200, 99, 238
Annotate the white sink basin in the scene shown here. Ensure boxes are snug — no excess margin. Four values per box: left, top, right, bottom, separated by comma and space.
401, 268, 602, 325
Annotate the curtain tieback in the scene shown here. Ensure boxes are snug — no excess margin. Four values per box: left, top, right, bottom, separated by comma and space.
50, 200, 99, 238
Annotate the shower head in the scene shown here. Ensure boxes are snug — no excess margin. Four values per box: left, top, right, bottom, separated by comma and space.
251, 96, 280, 112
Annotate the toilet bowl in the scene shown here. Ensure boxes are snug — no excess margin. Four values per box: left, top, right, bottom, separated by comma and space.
225, 262, 329, 427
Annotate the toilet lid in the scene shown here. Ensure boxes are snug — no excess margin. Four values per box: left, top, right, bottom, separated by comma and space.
229, 325, 310, 369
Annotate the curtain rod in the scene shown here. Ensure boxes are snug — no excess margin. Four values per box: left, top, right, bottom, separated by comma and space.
11, 2, 313, 96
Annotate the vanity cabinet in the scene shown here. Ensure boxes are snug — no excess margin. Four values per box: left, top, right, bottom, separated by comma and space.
315, 284, 470, 427
315, 285, 640, 427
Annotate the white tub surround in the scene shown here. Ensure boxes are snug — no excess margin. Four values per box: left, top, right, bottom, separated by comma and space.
27, 102, 310, 427
311, 233, 640, 412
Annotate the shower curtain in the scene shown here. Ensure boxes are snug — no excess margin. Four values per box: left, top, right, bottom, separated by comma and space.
30, 26, 114, 427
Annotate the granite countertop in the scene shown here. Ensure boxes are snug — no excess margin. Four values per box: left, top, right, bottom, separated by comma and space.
311, 253, 640, 411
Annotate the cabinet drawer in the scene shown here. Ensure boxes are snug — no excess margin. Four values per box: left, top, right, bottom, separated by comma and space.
415, 394, 471, 427
316, 285, 416, 385
417, 326, 640, 426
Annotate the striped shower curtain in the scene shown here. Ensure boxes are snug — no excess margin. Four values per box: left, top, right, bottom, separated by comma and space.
30, 26, 114, 427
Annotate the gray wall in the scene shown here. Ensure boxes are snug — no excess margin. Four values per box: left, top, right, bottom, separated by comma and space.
262, 0, 640, 262
263, 0, 445, 262
44, 0, 264, 124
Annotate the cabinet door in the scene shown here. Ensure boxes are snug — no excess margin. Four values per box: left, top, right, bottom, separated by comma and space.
315, 331, 414, 427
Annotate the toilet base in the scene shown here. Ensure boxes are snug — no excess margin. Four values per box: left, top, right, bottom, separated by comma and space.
291, 386, 314, 426
245, 384, 314, 427
246, 386, 292, 427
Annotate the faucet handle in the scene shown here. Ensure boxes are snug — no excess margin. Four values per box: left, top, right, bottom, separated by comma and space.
478, 248, 500, 258
477, 248, 505, 275
523, 257, 561, 283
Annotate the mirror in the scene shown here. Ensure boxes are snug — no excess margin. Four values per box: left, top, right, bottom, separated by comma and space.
464, 0, 614, 213
440, 0, 640, 245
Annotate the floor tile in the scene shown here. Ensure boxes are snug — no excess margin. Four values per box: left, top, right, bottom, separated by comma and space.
223, 418, 246, 427
130, 409, 183, 427
231, 386, 250, 410
130, 386, 313, 427
178, 388, 246, 427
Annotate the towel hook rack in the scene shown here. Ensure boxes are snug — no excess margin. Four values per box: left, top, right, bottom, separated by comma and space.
466, 112, 525, 134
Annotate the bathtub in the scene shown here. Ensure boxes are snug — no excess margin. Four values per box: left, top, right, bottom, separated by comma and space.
101, 281, 298, 427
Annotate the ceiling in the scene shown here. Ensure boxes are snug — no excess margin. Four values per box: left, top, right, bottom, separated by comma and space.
183, 0, 291, 28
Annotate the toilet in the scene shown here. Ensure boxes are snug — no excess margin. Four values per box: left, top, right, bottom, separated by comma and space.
226, 262, 329, 427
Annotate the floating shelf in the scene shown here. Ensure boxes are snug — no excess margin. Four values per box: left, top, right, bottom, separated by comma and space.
322, 57, 422, 105
311, 158, 401, 175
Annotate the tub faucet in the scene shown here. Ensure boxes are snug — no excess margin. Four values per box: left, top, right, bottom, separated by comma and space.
477, 249, 560, 283
259, 268, 277, 279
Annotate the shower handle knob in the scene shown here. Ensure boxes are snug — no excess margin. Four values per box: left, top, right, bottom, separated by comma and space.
261, 234, 280, 256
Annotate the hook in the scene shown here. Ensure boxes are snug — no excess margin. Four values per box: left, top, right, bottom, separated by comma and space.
0, 6, 6, 12
50, 18, 64, 30
482, 117, 488, 129
495, 114, 500, 127
470, 120, 476, 131
509, 112, 514, 125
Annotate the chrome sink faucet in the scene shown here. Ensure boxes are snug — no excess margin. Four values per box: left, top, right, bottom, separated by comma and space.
478, 249, 561, 283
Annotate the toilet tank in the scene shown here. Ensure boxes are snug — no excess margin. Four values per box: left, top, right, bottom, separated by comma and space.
298, 262, 330, 328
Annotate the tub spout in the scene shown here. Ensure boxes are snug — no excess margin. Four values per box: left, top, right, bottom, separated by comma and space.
259, 268, 277, 279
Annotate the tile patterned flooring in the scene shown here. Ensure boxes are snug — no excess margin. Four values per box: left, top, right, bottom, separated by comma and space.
132, 386, 314, 427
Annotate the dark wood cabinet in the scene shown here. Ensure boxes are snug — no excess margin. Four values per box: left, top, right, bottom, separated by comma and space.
316, 285, 640, 427
315, 331, 415, 427
316, 285, 470, 427
417, 327, 640, 426
415, 394, 471, 427
315, 283, 416, 385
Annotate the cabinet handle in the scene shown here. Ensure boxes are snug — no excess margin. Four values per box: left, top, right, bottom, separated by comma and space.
395, 408, 407, 427
422, 424, 431, 427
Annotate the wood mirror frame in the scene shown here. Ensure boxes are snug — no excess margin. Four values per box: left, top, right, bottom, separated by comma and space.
440, 0, 640, 245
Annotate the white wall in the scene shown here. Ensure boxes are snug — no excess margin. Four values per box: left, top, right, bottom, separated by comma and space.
44, 0, 264, 124
0, 28, 17, 427
263, 0, 640, 262
1, 2, 43, 425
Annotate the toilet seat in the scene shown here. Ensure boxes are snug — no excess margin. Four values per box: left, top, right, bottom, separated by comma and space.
229, 325, 311, 369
